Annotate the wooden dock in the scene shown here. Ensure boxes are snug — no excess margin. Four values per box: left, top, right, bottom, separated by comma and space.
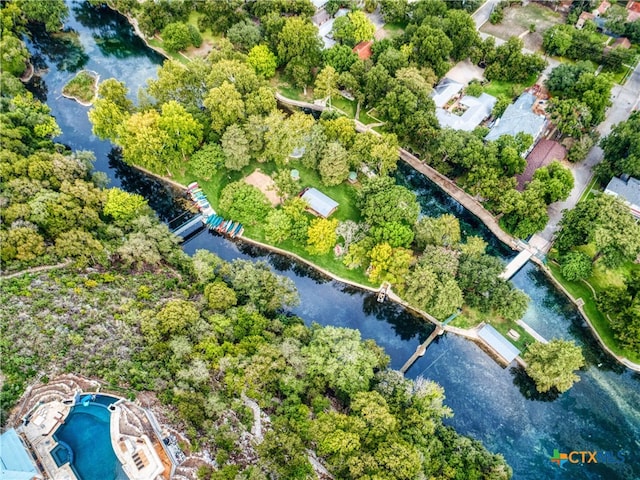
400, 327, 444, 374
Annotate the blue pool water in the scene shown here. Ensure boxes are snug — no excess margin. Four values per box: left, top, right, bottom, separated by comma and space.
53, 403, 127, 480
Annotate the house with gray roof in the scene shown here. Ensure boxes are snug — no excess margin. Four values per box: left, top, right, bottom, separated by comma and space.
485, 92, 547, 145
605, 175, 640, 218
436, 93, 496, 131
431, 78, 463, 108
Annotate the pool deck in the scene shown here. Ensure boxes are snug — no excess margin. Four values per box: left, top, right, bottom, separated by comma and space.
21, 400, 77, 480
18, 395, 169, 480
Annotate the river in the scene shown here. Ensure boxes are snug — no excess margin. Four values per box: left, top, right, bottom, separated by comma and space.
24, 2, 640, 479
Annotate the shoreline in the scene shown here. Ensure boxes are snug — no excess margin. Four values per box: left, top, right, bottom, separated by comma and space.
110, 5, 639, 373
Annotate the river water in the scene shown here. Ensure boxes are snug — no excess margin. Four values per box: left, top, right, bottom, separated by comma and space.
24, 2, 640, 479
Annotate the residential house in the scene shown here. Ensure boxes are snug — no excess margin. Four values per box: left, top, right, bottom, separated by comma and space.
0, 429, 43, 480
436, 93, 497, 131
517, 139, 567, 191
485, 92, 547, 149
604, 175, 640, 218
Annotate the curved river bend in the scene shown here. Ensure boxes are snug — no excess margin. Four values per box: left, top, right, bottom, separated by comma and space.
24, 2, 640, 478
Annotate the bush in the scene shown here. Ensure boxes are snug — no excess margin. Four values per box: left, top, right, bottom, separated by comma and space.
188, 24, 203, 48
465, 81, 483, 97
161, 22, 192, 52
560, 251, 593, 281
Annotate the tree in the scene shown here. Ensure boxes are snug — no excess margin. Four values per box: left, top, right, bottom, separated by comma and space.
336, 220, 368, 250
555, 194, 640, 267
598, 111, 640, 179
155, 299, 200, 338
549, 98, 592, 138
542, 25, 573, 57
368, 243, 412, 286
380, 0, 409, 23
204, 281, 237, 311
118, 110, 168, 171
247, 44, 278, 78
485, 37, 546, 83
103, 188, 148, 224
314, 66, 339, 109
221, 124, 250, 171
54, 229, 105, 267
2, 226, 46, 262
226, 259, 299, 312
323, 45, 358, 73
264, 209, 292, 244
219, 182, 271, 226
188, 143, 226, 180
604, 4, 628, 35
158, 100, 203, 165
88, 79, 133, 141
161, 22, 192, 52
0, 34, 29, 76
349, 11, 375, 44
204, 81, 245, 134
461, 236, 487, 258
302, 326, 388, 399
410, 25, 453, 77
359, 177, 419, 227
277, 17, 321, 73
457, 254, 505, 311
531, 160, 574, 204
560, 251, 593, 281
370, 222, 414, 248
226, 20, 262, 52
523, 340, 585, 393
19, 0, 68, 32
403, 263, 438, 311
414, 214, 461, 249
443, 9, 479, 61
318, 142, 350, 186
307, 218, 339, 255
146, 59, 211, 109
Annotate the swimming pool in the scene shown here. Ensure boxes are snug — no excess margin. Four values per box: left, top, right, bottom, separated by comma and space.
52, 401, 127, 480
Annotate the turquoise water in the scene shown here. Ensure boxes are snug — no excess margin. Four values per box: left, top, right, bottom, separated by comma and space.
53, 404, 126, 480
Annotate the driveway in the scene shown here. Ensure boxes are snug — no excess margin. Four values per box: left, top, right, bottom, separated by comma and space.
473, 0, 500, 28
538, 61, 640, 244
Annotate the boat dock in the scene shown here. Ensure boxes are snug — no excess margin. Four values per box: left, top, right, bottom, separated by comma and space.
500, 249, 533, 280
399, 327, 444, 374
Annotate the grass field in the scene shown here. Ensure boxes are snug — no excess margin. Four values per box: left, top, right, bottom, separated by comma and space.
170, 159, 373, 286
548, 259, 640, 363
482, 74, 537, 99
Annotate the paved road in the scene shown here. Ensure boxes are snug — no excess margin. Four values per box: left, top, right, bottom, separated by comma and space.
472, 0, 500, 28
539, 61, 640, 244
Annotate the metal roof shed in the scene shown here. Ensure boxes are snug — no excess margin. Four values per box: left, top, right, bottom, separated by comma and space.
478, 324, 521, 364
300, 188, 339, 218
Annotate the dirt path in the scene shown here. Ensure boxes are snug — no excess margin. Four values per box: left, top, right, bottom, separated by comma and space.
1, 260, 72, 280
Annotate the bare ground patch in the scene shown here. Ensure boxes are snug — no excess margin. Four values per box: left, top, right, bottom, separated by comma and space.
244, 169, 281, 206
480, 3, 565, 52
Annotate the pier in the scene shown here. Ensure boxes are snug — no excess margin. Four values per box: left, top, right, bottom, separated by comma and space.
400, 327, 444, 374
171, 214, 204, 238
500, 249, 533, 280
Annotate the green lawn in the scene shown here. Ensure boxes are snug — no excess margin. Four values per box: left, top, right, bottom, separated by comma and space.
548, 261, 640, 363
186, 11, 215, 42
170, 159, 372, 286
146, 38, 188, 64
453, 306, 536, 352
578, 176, 599, 203
482, 74, 537, 99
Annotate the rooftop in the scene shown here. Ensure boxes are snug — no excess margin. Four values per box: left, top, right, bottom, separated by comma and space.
353, 40, 373, 60
300, 187, 339, 218
605, 176, 640, 217
1, 428, 42, 480
517, 139, 566, 190
485, 92, 546, 142
431, 78, 463, 108
436, 93, 496, 131
478, 324, 521, 364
